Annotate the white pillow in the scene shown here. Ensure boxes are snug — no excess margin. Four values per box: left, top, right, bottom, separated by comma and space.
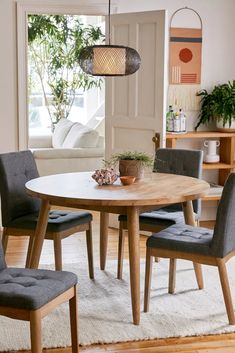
62, 122, 99, 148
52, 118, 75, 148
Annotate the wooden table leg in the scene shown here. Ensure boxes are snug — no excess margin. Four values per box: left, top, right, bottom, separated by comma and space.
127, 207, 140, 325
182, 200, 196, 226
29, 199, 50, 269
182, 200, 204, 289
100, 212, 109, 270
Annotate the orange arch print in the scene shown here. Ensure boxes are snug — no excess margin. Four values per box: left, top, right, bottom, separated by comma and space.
169, 27, 202, 85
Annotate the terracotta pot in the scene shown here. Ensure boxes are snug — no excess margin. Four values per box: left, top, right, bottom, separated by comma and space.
119, 160, 144, 179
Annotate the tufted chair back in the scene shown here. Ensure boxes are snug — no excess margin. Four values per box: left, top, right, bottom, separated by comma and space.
211, 172, 235, 257
153, 148, 203, 215
0, 150, 40, 227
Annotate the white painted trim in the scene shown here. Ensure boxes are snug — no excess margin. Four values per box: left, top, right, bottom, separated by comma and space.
17, 4, 28, 149
17, 0, 111, 149
160, 10, 169, 148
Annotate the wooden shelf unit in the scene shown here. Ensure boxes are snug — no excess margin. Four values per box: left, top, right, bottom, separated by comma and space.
153, 131, 235, 201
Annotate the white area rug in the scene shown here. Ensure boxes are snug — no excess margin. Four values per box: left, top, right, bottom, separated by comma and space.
1, 258, 235, 351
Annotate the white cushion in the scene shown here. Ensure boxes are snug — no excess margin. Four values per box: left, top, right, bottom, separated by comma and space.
52, 118, 75, 148
28, 135, 52, 148
33, 147, 104, 159
62, 122, 99, 148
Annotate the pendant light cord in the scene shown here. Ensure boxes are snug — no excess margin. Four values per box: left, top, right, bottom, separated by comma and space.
108, 0, 111, 45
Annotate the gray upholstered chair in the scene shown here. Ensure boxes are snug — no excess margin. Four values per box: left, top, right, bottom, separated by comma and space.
0, 240, 79, 352
117, 148, 203, 283
0, 150, 94, 277
144, 172, 235, 325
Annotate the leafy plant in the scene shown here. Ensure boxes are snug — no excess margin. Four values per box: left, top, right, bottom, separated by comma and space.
28, 15, 104, 128
104, 151, 153, 168
195, 80, 235, 130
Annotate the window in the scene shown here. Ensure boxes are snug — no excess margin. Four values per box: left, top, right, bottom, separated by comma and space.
17, 2, 108, 148
27, 14, 105, 136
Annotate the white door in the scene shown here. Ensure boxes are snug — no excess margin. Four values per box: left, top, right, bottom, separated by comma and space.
105, 10, 168, 161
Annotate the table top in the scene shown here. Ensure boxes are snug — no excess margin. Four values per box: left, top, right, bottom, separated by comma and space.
26, 172, 209, 207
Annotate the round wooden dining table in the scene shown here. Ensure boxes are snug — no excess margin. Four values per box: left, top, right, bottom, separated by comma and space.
26, 171, 209, 325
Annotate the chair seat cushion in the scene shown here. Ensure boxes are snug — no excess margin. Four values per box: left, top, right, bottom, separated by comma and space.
8, 210, 92, 232
139, 209, 185, 226
147, 224, 213, 256
0, 268, 77, 310
119, 208, 198, 227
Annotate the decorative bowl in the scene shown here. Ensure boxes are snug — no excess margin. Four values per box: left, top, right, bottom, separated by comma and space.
120, 176, 136, 185
92, 168, 119, 186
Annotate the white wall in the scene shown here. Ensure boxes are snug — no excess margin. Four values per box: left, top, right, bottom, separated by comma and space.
116, 0, 235, 132
0, 0, 235, 153
116, 0, 235, 86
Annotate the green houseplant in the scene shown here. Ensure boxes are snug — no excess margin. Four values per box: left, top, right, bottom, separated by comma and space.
195, 80, 235, 131
106, 151, 153, 179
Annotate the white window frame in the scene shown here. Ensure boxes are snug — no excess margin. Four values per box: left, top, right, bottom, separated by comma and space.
17, 0, 111, 149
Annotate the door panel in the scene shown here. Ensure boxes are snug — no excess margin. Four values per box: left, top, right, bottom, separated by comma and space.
105, 10, 168, 161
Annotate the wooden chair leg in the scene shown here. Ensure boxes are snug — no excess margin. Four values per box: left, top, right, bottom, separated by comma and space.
54, 236, 62, 271
144, 247, 153, 312
217, 258, 235, 325
25, 236, 35, 268
1, 229, 8, 253
30, 309, 42, 353
193, 262, 204, 289
69, 286, 79, 353
168, 258, 176, 294
117, 221, 126, 279
86, 223, 94, 279
100, 212, 109, 270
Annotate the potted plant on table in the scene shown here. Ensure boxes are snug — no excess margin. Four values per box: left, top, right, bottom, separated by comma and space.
195, 80, 235, 132
107, 151, 153, 179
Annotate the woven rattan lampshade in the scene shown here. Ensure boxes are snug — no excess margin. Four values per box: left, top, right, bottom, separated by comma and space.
79, 45, 141, 76
78, 0, 141, 76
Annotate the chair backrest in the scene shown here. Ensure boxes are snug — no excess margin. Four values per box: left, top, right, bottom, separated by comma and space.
153, 148, 203, 214
211, 172, 235, 257
0, 150, 40, 226
0, 241, 7, 270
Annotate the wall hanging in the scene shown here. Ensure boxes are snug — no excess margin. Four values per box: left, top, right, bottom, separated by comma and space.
168, 7, 202, 111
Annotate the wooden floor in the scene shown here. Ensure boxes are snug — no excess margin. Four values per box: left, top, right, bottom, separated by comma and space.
3, 213, 235, 353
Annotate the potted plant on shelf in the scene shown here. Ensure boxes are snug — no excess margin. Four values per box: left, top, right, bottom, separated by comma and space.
195, 80, 235, 132
106, 151, 153, 179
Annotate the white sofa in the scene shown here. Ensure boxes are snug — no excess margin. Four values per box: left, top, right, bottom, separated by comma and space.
29, 118, 105, 176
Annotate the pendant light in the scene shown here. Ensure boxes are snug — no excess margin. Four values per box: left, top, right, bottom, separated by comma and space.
78, 0, 141, 76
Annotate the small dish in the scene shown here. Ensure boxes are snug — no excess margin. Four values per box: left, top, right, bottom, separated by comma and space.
120, 176, 136, 185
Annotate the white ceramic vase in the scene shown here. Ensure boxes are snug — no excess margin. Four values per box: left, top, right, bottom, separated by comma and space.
204, 140, 220, 163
